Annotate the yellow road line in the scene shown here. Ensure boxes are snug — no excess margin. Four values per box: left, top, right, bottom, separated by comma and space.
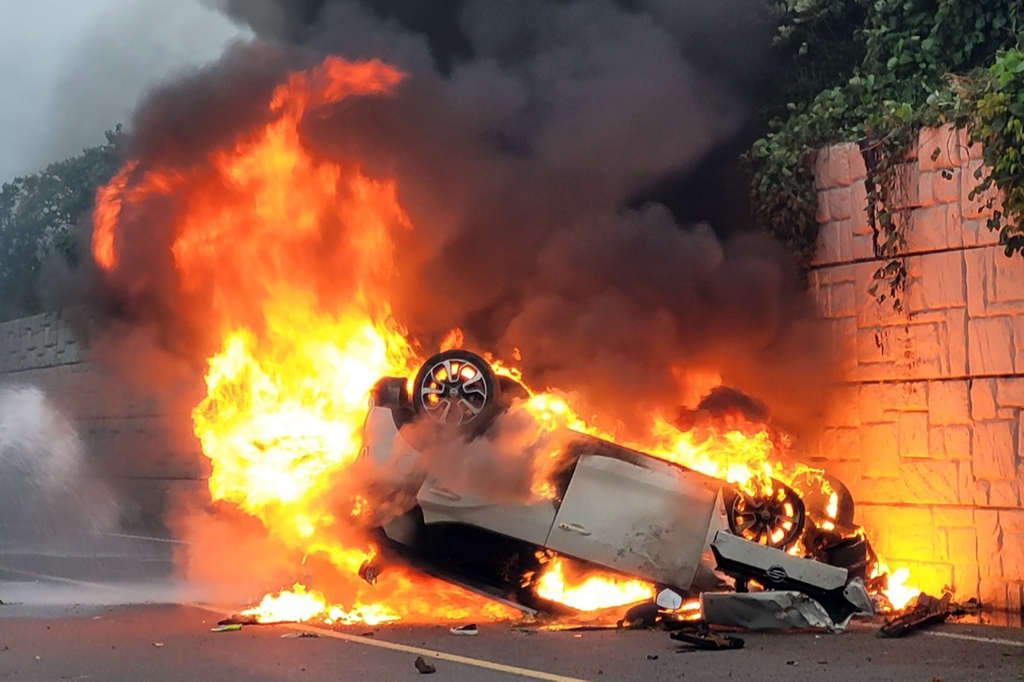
291, 623, 594, 682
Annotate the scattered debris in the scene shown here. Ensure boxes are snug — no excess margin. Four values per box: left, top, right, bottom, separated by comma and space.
702, 591, 850, 632
646, 654, 659, 660
670, 628, 744, 651
878, 593, 954, 638
281, 632, 320, 639
210, 624, 243, 633
153, 642, 164, 648
534, 623, 618, 632
414, 656, 437, 674
449, 624, 478, 636
710, 532, 874, 625
217, 615, 258, 626
359, 631, 375, 637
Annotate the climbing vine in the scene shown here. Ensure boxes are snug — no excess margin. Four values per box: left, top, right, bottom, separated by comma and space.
968, 49, 1024, 256
748, 0, 1024, 309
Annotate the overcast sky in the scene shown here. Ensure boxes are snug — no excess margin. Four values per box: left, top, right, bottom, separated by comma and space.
0, 0, 247, 182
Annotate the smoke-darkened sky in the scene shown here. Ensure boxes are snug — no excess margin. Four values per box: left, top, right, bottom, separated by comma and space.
0, 0, 247, 181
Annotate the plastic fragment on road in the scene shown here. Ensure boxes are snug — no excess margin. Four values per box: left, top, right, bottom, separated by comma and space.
281, 632, 320, 638
414, 656, 437, 674
210, 624, 243, 633
449, 624, 478, 636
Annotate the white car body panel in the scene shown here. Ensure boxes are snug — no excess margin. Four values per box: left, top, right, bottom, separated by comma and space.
363, 403, 728, 589
545, 454, 720, 589
363, 406, 424, 485
417, 475, 558, 547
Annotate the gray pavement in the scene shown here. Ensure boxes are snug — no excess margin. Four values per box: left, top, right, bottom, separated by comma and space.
0, 531, 1022, 682
1, 598, 1023, 682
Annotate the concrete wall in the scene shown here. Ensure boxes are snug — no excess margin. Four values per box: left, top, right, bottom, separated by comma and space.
809, 125, 1024, 611
0, 313, 205, 533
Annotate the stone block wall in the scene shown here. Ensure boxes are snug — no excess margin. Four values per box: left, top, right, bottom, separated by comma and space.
0, 313, 205, 533
810, 125, 1024, 611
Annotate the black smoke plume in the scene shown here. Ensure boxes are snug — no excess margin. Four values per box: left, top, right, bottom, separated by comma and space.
77, 0, 835, 435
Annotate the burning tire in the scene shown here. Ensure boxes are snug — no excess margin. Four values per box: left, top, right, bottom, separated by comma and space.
412, 350, 501, 431
725, 480, 805, 550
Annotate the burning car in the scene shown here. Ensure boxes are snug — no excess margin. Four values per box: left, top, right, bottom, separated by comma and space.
360, 349, 873, 618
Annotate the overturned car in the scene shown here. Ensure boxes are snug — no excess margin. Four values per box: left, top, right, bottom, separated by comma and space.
359, 349, 874, 624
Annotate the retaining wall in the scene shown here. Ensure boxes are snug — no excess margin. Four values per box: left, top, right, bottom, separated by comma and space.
809, 125, 1024, 611
0, 313, 204, 533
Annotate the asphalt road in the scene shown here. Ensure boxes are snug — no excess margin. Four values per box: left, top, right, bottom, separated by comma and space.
1, 598, 1023, 682
0, 534, 1022, 682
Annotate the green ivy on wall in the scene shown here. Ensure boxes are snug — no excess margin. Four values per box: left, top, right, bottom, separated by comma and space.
748, 0, 1024, 310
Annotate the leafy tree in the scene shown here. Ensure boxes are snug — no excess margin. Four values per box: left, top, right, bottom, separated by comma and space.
0, 127, 123, 321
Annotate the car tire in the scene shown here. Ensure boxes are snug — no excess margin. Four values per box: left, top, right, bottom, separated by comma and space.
412, 349, 501, 433
724, 479, 806, 550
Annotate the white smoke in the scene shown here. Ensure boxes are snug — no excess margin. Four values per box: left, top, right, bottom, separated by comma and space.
0, 384, 118, 536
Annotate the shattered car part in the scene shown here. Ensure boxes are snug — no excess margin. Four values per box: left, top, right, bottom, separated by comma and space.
670, 628, 745, 650
877, 593, 953, 638
709, 531, 873, 624
702, 591, 851, 632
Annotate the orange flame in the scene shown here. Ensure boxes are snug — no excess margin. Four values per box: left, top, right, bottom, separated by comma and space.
871, 560, 922, 611
91, 56, 524, 624
535, 557, 654, 612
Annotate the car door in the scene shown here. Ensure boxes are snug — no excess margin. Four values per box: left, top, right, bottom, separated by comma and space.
417, 474, 558, 547
544, 453, 721, 589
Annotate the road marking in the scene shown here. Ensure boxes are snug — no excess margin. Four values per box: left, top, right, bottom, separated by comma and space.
291, 624, 594, 682
0, 575, 590, 679
0, 565, 123, 590
924, 630, 1024, 648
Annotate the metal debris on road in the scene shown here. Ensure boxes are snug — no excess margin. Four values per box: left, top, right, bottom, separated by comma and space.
701, 590, 849, 632
878, 593, 955, 638
210, 624, 243, 633
670, 628, 744, 651
217, 615, 258, 626
281, 632, 320, 638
